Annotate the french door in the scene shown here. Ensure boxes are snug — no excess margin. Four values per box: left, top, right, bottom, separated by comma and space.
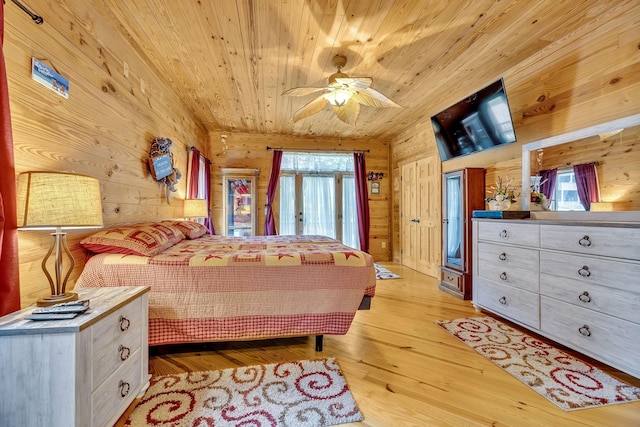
279, 173, 358, 248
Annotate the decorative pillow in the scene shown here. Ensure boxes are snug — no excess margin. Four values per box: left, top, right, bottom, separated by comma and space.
80, 222, 185, 256
162, 220, 209, 239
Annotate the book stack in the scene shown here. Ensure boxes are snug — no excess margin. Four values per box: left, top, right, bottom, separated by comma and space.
472, 210, 531, 219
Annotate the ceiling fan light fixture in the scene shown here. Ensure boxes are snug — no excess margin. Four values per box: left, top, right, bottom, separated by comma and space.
282, 53, 401, 126
324, 88, 354, 107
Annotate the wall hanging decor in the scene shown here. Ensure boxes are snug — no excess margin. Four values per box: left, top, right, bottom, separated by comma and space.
149, 137, 182, 197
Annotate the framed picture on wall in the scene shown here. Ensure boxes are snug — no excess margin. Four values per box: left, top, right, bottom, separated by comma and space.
371, 181, 380, 194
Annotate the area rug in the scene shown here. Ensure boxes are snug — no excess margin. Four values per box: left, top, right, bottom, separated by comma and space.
375, 263, 400, 279
125, 358, 362, 426
436, 316, 640, 411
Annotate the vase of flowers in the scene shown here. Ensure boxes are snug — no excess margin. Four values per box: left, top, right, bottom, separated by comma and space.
486, 176, 519, 211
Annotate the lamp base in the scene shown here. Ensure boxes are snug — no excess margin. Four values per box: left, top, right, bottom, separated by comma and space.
36, 292, 78, 307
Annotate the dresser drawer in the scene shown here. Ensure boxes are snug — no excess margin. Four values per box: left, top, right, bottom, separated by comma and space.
93, 297, 142, 352
540, 297, 640, 378
93, 323, 143, 388
477, 242, 539, 291
475, 278, 539, 329
540, 251, 640, 292
477, 221, 539, 246
92, 348, 143, 427
540, 274, 640, 324
540, 225, 640, 260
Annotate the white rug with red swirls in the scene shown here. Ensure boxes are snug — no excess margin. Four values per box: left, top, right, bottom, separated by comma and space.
436, 317, 640, 411
124, 358, 362, 426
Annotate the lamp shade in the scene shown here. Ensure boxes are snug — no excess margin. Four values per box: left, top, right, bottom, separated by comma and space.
183, 198, 208, 218
17, 171, 103, 229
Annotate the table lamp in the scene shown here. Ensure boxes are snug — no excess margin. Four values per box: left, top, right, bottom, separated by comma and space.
17, 171, 103, 306
183, 198, 208, 218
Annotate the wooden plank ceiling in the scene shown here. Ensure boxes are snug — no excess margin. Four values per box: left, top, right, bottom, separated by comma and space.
94, 0, 611, 139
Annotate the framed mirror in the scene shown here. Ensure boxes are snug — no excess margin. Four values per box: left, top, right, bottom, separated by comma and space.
521, 114, 640, 211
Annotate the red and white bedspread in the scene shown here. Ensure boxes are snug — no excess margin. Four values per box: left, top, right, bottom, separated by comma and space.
75, 235, 376, 346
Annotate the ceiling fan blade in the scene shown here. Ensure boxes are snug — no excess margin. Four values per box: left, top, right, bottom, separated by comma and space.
352, 87, 402, 108
282, 86, 327, 97
335, 77, 372, 91
332, 99, 360, 126
292, 95, 329, 122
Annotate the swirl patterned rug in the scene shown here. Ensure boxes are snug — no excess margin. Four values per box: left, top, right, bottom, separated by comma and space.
124, 358, 362, 427
436, 317, 640, 411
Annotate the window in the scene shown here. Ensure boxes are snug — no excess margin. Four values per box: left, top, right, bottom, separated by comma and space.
551, 168, 585, 211
278, 152, 359, 248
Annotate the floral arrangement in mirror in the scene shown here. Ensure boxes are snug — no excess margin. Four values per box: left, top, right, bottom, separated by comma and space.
530, 178, 550, 211
485, 176, 519, 211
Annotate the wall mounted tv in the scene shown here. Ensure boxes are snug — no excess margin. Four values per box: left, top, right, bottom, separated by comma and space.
431, 78, 516, 161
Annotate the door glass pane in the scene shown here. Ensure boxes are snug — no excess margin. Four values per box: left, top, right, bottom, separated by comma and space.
446, 175, 462, 267
279, 175, 296, 235
302, 175, 336, 238
227, 178, 252, 236
342, 176, 359, 249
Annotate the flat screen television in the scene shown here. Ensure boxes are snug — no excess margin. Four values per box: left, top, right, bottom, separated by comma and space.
431, 78, 516, 161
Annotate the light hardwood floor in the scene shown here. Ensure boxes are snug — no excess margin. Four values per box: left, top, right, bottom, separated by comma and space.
117, 263, 640, 426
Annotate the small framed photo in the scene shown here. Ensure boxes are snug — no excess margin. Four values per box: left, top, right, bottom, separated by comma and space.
371, 181, 380, 194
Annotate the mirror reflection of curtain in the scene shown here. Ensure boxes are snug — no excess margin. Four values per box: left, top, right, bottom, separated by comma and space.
447, 177, 461, 261
539, 169, 557, 200
573, 163, 600, 211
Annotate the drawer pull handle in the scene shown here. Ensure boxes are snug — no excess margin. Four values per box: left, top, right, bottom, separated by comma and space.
498, 296, 507, 305
119, 315, 130, 331
119, 345, 131, 361
578, 325, 591, 337
578, 291, 592, 303
577, 265, 591, 277
119, 380, 130, 398
578, 235, 592, 247
498, 252, 507, 261
499, 230, 508, 239
499, 272, 508, 281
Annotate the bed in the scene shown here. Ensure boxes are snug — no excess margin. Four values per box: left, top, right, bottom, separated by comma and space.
74, 221, 376, 349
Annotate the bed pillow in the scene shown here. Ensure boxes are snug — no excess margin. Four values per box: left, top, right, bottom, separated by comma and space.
80, 222, 185, 256
162, 220, 209, 239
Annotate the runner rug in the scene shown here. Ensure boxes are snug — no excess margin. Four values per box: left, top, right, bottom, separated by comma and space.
374, 263, 400, 280
124, 358, 363, 426
436, 316, 640, 411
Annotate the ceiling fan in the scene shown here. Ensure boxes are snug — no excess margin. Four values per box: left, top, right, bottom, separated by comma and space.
282, 54, 402, 126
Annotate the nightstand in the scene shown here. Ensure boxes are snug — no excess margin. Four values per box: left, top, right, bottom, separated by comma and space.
0, 286, 150, 427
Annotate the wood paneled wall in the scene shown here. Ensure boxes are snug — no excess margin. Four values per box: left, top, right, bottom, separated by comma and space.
5, 3, 207, 307
207, 132, 390, 261
390, 8, 640, 263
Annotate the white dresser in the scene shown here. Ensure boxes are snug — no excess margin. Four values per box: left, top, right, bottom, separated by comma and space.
0, 286, 150, 427
472, 218, 640, 379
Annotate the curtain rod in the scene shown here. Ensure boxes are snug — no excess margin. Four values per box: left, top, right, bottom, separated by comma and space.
266, 146, 370, 153
7, 0, 43, 24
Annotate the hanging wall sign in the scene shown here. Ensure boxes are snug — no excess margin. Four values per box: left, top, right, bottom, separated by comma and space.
31, 58, 69, 99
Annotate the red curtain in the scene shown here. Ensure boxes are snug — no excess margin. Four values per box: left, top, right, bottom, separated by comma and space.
354, 152, 370, 253
264, 150, 282, 235
0, 2, 21, 314
187, 148, 200, 199
187, 147, 214, 234
202, 156, 214, 235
